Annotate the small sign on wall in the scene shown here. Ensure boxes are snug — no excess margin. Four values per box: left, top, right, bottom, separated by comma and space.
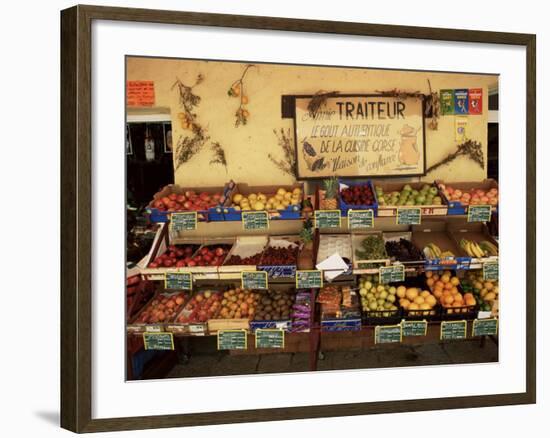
127, 81, 155, 107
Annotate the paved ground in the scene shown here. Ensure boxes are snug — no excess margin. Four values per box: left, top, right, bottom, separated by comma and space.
165, 338, 498, 379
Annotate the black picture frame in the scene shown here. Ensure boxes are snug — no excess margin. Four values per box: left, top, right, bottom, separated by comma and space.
61, 4, 536, 433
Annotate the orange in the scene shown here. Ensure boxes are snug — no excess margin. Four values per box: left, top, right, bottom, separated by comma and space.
451, 277, 460, 286
443, 295, 454, 306
420, 303, 431, 310
465, 297, 476, 306
435, 280, 445, 289
432, 274, 440, 281
426, 271, 433, 278
426, 295, 437, 307
451, 286, 459, 295
444, 282, 453, 290
408, 303, 420, 310
463, 293, 474, 301
426, 278, 435, 288
400, 298, 411, 309
441, 274, 451, 283
433, 289, 443, 299
405, 288, 419, 301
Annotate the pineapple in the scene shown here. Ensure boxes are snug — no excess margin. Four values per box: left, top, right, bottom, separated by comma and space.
321, 177, 338, 210
299, 219, 314, 250
298, 219, 315, 270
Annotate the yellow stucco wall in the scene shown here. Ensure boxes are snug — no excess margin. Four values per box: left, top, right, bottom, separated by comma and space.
126, 57, 497, 187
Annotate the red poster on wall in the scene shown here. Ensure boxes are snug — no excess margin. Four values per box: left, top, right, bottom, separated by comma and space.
468, 88, 483, 114
126, 81, 155, 107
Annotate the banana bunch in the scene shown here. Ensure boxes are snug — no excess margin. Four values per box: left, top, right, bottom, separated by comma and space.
423, 243, 454, 259
479, 240, 499, 256
460, 239, 488, 258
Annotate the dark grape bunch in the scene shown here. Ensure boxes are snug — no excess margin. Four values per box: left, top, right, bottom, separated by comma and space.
385, 238, 424, 262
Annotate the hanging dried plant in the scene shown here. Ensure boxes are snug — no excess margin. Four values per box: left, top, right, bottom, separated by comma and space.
210, 142, 228, 170
174, 126, 209, 169
425, 79, 441, 130
228, 64, 255, 126
171, 74, 204, 118
268, 128, 297, 178
307, 90, 339, 118
171, 74, 209, 169
375, 88, 424, 100
425, 139, 485, 174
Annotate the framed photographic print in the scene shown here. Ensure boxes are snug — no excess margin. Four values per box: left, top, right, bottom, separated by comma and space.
61, 4, 536, 433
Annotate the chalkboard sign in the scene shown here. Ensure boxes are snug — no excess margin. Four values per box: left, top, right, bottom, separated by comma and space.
348, 209, 374, 229
143, 332, 174, 350
396, 208, 421, 225
170, 212, 198, 232
164, 272, 192, 290
242, 211, 269, 230
467, 205, 492, 223
217, 329, 247, 350
255, 329, 285, 349
314, 210, 341, 229
296, 270, 323, 289
472, 318, 498, 337
401, 319, 427, 337
483, 261, 499, 281
440, 320, 467, 340
374, 325, 402, 344
379, 264, 405, 284
241, 271, 268, 290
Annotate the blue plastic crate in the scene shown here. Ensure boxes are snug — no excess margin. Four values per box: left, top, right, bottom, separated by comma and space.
337, 179, 378, 217
222, 205, 301, 221
249, 320, 292, 331
257, 264, 297, 279
321, 318, 362, 332
424, 256, 472, 271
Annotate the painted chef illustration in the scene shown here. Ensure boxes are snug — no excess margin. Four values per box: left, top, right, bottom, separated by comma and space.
398, 124, 420, 166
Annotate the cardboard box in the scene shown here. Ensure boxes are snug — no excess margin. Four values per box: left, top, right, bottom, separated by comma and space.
435, 179, 499, 215
351, 232, 390, 274
207, 318, 250, 332
166, 288, 224, 335
146, 183, 230, 223
257, 235, 301, 278
223, 182, 304, 220
218, 235, 268, 279
446, 222, 499, 269
383, 231, 425, 267
127, 291, 189, 334
140, 234, 203, 281
371, 181, 447, 217
411, 222, 471, 270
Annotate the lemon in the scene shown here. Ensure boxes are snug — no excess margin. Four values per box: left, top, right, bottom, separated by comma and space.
284, 192, 292, 200
277, 188, 287, 196
253, 202, 265, 211
233, 194, 243, 204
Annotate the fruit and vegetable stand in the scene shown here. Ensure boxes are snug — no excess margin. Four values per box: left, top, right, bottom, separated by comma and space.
127, 181, 499, 376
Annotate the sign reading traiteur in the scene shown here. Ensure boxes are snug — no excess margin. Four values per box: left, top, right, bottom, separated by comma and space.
294, 95, 425, 178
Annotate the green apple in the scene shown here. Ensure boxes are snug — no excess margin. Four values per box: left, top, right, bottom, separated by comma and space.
429, 186, 438, 196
